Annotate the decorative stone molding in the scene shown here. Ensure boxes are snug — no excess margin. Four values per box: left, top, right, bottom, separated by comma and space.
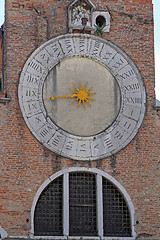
0, 96, 11, 103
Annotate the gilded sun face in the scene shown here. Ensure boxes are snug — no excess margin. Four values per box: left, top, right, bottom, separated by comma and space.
44, 81, 96, 109
70, 81, 96, 108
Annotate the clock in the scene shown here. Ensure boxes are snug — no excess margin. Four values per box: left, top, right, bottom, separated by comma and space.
18, 34, 146, 160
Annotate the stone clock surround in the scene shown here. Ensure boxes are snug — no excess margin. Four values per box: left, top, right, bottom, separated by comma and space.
18, 34, 146, 161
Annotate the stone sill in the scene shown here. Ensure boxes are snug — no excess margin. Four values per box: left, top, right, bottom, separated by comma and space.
155, 106, 160, 111
5, 237, 136, 240
0, 94, 11, 103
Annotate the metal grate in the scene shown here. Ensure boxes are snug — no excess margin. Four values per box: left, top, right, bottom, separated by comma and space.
69, 172, 97, 236
34, 175, 63, 236
103, 177, 132, 237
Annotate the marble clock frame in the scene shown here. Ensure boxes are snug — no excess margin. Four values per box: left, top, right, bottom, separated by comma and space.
18, 34, 146, 161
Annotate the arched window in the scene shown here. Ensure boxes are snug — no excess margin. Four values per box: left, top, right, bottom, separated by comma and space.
31, 168, 136, 239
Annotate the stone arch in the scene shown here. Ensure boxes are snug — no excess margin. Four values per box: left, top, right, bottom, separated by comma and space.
30, 168, 136, 238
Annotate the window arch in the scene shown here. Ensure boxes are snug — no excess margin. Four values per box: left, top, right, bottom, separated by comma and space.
31, 168, 136, 239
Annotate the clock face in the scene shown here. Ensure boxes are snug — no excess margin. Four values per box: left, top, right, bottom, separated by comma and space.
18, 34, 146, 160
43, 57, 121, 136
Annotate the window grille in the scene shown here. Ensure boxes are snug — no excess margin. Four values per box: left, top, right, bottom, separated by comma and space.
34, 170, 133, 238
34, 175, 63, 236
103, 177, 132, 237
69, 172, 97, 236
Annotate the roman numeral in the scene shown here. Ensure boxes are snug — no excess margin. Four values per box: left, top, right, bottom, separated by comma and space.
103, 137, 113, 149
102, 51, 113, 61
52, 135, 62, 147
79, 39, 85, 53
27, 102, 39, 113
65, 39, 73, 54
124, 83, 140, 91
112, 58, 124, 70
26, 75, 40, 86
119, 69, 135, 80
79, 143, 86, 152
36, 116, 41, 123
51, 43, 62, 58
126, 97, 141, 104
92, 41, 101, 56
28, 61, 43, 74
40, 53, 51, 64
114, 130, 123, 140
65, 141, 73, 151
39, 125, 53, 137
25, 90, 37, 97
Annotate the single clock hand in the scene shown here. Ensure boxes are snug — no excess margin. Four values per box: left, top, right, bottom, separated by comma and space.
44, 81, 96, 109
44, 94, 77, 100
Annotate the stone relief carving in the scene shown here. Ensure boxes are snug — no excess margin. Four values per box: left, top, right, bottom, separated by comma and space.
68, 0, 94, 32
68, 0, 111, 34
72, 4, 91, 26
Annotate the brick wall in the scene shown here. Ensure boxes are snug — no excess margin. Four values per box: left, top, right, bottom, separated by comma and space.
0, 28, 2, 91
0, 0, 159, 239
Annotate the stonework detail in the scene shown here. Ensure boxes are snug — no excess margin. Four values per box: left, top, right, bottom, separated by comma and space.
72, 2, 91, 26
18, 34, 146, 161
68, 0, 110, 33
92, 11, 111, 33
68, 0, 95, 32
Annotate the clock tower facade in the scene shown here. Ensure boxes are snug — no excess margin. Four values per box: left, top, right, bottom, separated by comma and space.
0, 0, 160, 239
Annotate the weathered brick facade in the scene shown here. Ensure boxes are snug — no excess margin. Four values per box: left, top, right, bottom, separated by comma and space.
0, 27, 3, 92
0, 0, 159, 239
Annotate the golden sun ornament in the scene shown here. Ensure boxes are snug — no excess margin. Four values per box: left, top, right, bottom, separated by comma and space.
44, 81, 96, 109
